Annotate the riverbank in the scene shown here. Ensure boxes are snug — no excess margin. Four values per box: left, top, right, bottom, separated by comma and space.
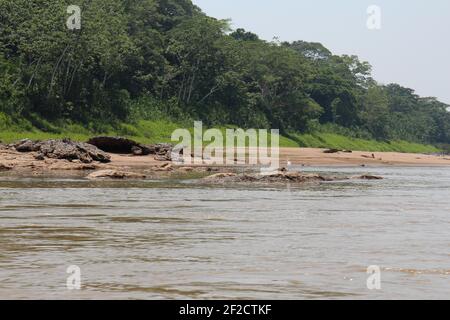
109, 147, 450, 168
279, 148, 450, 167
1, 143, 449, 178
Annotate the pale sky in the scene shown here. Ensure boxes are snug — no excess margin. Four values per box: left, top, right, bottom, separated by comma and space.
193, 0, 450, 104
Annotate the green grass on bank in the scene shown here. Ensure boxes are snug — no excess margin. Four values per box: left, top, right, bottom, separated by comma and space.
0, 118, 441, 154
288, 132, 440, 153
0, 118, 181, 145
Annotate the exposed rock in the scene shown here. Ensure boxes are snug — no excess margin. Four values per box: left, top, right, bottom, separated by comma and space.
0, 162, 14, 171
34, 153, 45, 161
153, 163, 174, 172
86, 169, 146, 180
2, 145, 15, 152
14, 139, 111, 163
153, 143, 175, 161
201, 171, 339, 184
155, 155, 167, 161
353, 174, 384, 180
201, 171, 383, 185
49, 162, 98, 171
323, 149, 341, 154
86, 136, 176, 161
155, 154, 170, 161
80, 142, 111, 163
256, 172, 333, 183
203, 173, 238, 180
87, 136, 152, 155
15, 139, 40, 152
179, 167, 194, 172
323, 149, 352, 154
131, 145, 143, 156
160, 162, 172, 168
154, 143, 173, 152
172, 166, 221, 173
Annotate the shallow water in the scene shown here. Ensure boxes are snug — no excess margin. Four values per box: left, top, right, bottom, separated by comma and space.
0, 166, 449, 299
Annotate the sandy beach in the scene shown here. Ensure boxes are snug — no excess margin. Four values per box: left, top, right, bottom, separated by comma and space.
1, 144, 450, 175
109, 147, 450, 168
279, 148, 450, 167
110, 147, 450, 168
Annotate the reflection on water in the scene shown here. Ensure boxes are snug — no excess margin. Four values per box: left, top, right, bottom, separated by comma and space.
0, 166, 449, 299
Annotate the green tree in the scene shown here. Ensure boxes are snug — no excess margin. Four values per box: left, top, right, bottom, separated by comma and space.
361, 85, 390, 139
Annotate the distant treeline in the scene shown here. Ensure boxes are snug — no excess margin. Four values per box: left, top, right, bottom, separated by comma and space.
1, 0, 449, 144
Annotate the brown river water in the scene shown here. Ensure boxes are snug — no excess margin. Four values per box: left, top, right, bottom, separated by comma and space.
0, 166, 449, 299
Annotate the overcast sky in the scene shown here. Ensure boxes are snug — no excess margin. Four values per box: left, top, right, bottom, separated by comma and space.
193, 0, 450, 104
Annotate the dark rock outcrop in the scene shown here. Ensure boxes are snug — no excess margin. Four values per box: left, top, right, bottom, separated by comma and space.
353, 174, 383, 180
14, 139, 111, 163
87, 136, 152, 155
87, 136, 175, 161
34, 153, 45, 161
323, 149, 341, 154
323, 149, 353, 154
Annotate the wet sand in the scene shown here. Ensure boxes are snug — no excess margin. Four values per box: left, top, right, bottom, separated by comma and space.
110, 147, 450, 168
279, 148, 450, 167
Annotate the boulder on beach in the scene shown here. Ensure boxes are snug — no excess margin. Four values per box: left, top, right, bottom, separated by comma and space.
14, 139, 111, 163
153, 143, 176, 161
323, 149, 341, 154
323, 148, 353, 154
87, 136, 152, 155
86, 136, 175, 160
86, 169, 146, 180
15, 139, 41, 152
